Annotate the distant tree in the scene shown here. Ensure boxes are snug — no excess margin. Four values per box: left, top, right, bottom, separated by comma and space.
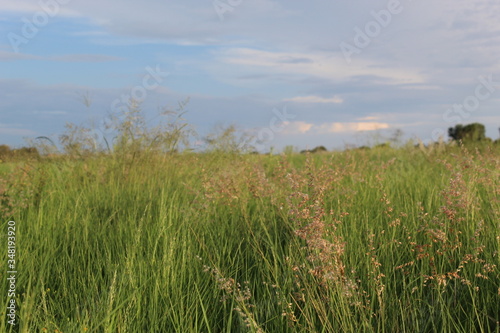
300, 146, 328, 154
448, 123, 486, 142
311, 146, 327, 153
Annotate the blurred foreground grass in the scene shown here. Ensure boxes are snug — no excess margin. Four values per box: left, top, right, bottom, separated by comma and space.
0, 144, 499, 332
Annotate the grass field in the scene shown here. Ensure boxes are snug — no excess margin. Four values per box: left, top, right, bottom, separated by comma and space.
1, 143, 499, 332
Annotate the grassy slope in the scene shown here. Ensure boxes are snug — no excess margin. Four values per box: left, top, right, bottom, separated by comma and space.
1, 145, 499, 332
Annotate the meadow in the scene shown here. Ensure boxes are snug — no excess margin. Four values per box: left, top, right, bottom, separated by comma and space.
1, 137, 499, 332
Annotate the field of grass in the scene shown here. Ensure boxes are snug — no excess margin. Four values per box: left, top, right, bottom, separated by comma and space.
1, 144, 499, 332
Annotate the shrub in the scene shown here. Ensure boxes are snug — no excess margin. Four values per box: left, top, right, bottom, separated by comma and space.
0, 145, 11, 159
0, 145, 39, 161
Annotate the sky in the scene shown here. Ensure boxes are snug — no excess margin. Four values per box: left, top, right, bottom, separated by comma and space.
1, 0, 500, 152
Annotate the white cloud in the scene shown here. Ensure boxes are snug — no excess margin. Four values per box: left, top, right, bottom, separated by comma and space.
0, 2, 53, 13
280, 121, 390, 135
317, 122, 390, 133
282, 121, 313, 134
214, 48, 425, 85
285, 95, 343, 104
356, 116, 379, 121
0, 2, 81, 17
399, 85, 443, 91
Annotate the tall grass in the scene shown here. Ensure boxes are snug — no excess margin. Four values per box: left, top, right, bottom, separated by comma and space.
1, 141, 499, 332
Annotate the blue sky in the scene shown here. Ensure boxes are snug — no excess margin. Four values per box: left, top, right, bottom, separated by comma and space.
1, 0, 500, 151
